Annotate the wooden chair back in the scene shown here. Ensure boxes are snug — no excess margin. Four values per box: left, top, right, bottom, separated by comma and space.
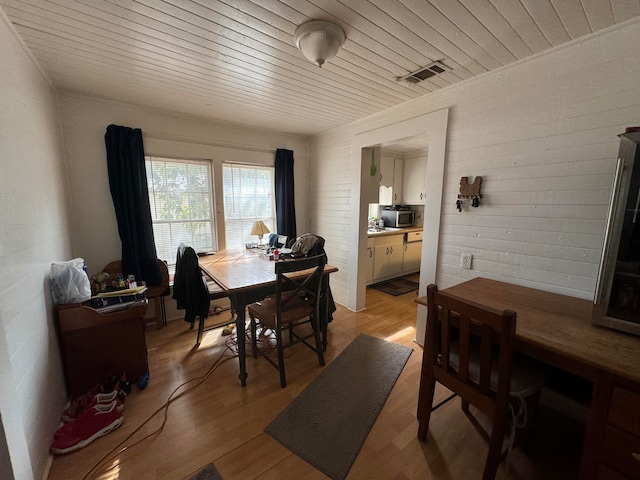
101, 259, 170, 329
101, 259, 169, 295
417, 283, 517, 480
274, 254, 326, 325
248, 254, 327, 387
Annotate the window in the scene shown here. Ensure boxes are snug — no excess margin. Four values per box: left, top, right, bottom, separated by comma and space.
222, 163, 275, 248
145, 156, 215, 264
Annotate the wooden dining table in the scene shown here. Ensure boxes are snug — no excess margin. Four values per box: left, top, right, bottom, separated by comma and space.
198, 248, 338, 387
415, 277, 640, 479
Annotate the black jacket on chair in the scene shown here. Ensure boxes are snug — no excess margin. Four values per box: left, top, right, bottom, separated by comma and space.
172, 245, 210, 325
290, 234, 337, 322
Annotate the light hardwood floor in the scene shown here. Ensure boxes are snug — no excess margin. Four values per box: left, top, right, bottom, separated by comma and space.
48, 282, 583, 480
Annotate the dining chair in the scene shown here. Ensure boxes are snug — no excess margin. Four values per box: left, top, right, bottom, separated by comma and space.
417, 284, 547, 480
102, 258, 170, 329
172, 245, 211, 346
247, 254, 326, 387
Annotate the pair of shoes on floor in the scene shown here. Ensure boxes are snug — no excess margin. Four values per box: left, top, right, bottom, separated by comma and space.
61, 373, 130, 423
51, 396, 124, 455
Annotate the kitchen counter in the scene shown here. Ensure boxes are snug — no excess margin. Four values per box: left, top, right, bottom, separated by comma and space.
367, 226, 422, 237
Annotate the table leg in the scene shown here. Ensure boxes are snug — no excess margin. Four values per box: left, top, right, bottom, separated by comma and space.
233, 296, 248, 387
321, 274, 330, 351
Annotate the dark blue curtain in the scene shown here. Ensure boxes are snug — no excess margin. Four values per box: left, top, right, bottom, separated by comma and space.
275, 148, 297, 243
105, 124, 160, 286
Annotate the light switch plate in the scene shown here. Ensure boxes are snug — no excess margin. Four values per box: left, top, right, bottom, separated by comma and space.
461, 253, 472, 269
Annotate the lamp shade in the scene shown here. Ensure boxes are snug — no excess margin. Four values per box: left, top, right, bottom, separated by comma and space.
250, 220, 270, 236
294, 20, 346, 68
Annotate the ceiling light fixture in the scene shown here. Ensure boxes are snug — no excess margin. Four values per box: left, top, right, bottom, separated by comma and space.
294, 20, 345, 68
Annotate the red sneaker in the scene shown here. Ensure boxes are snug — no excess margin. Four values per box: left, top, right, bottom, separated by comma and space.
56, 393, 123, 438
61, 384, 103, 423
61, 389, 120, 423
51, 400, 123, 455
61, 372, 128, 422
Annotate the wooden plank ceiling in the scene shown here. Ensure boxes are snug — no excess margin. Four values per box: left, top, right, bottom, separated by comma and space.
2, 0, 638, 136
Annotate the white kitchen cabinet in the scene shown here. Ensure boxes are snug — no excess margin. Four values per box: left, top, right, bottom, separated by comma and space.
379, 156, 403, 205
379, 155, 394, 188
366, 238, 375, 285
402, 156, 426, 205
373, 234, 404, 280
403, 239, 422, 273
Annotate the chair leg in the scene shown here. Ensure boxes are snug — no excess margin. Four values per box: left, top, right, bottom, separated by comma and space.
154, 297, 163, 329
417, 371, 436, 441
249, 314, 258, 358
322, 320, 328, 352
275, 324, 286, 388
160, 296, 167, 327
196, 315, 206, 346
462, 399, 470, 413
483, 408, 509, 480
314, 331, 325, 367
311, 315, 325, 367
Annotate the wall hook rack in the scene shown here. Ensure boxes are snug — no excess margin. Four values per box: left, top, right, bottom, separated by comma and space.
457, 176, 482, 212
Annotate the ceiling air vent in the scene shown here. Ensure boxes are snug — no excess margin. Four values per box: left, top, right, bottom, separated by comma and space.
397, 61, 449, 84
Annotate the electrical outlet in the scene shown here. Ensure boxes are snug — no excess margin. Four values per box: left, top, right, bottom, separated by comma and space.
461, 253, 472, 269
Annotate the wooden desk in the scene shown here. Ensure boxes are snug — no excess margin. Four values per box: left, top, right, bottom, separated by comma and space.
199, 249, 338, 387
416, 278, 640, 480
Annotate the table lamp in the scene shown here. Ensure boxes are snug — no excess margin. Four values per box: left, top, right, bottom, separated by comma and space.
250, 220, 270, 247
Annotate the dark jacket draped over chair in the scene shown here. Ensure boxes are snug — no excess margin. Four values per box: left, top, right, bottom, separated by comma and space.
172, 244, 210, 325
290, 234, 337, 321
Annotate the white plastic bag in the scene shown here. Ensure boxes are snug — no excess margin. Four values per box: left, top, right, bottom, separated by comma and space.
50, 258, 92, 304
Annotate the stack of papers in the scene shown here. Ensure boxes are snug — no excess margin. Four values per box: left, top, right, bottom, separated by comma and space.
93, 286, 148, 298
91, 286, 148, 309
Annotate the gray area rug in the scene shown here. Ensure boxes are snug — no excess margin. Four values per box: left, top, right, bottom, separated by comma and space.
189, 462, 222, 480
371, 278, 419, 296
265, 334, 413, 480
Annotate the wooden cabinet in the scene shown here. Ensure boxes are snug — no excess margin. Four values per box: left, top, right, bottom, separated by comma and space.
600, 385, 640, 479
373, 234, 403, 280
56, 301, 149, 398
368, 231, 422, 283
584, 382, 640, 480
379, 155, 403, 205
402, 231, 422, 273
402, 156, 426, 205
366, 238, 375, 285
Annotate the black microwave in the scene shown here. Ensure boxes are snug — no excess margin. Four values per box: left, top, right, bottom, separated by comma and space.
381, 209, 415, 228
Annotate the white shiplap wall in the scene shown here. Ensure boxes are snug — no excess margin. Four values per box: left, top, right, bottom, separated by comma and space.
309, 19, 640, 312
0, 11, 71, 480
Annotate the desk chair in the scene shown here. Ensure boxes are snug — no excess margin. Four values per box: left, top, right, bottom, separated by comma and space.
417, 284, 547, 480
247, 255, 326, 388
102, 259, 170, 329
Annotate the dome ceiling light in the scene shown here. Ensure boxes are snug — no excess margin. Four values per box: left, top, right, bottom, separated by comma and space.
294, 20, 346, 68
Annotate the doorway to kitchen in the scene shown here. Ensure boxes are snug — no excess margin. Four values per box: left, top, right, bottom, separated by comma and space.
348, 109, 448, 343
